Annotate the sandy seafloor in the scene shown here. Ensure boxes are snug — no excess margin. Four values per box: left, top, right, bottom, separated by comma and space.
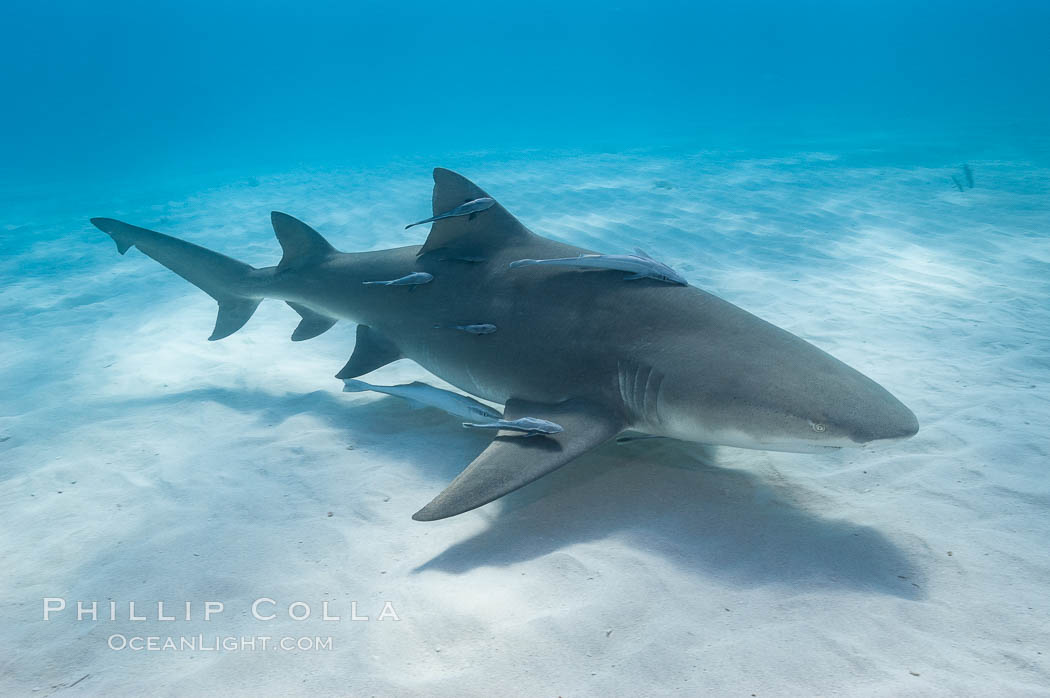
1, 147, 1048, 696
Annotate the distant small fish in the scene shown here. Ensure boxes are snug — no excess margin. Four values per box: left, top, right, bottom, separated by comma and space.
405, 197, 496, 229
362, 272, 434, 286
462, 417, 564, 436
951, 175, 965, 192
343, 379, 501, 422
509, 249, 687, 285
434, 323, 497, 335
963, 163, 974, 189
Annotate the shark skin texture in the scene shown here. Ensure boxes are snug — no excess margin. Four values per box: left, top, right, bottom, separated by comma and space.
91, 168, 918, 521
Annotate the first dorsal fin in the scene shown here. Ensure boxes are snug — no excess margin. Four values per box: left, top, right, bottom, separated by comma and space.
416, 168, 533, 256
271, 212, 338, 272
335, 325, 403, 379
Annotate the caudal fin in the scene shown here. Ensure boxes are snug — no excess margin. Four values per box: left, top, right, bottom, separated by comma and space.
91, 217, 263, 341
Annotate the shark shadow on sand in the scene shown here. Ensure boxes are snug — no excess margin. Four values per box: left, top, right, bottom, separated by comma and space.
414, 438, 928, 600
77, 387, 924, 599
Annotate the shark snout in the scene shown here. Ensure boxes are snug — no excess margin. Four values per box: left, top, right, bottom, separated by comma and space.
835, 390, 919, 446
781, 369, 919, 450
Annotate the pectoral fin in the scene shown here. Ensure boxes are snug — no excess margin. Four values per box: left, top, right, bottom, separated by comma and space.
412, 398, 623, 521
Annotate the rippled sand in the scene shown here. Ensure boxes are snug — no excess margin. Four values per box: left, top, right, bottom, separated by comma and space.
2, 150, 1048, 695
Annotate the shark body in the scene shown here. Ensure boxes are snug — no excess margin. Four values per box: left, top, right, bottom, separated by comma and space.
91, 168, 918, 521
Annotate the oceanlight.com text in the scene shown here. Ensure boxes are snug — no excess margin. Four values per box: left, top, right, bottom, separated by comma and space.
107, 634, 334, 652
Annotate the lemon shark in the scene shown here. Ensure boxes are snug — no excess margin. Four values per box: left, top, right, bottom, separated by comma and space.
91, 168, 919, 521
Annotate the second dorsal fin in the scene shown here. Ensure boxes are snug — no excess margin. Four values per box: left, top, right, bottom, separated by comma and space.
416, 168, 533, 256
271, 211, 338, 272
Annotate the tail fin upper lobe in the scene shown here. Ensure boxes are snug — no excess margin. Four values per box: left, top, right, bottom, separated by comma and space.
91, 217, 263, 340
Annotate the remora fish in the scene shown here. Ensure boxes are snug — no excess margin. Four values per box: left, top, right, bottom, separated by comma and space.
462, 417, 564, 436
405, 197, 495, 229
343, 379, 501, 421
509, 249, 687, 285
91, 168, 918, 522
362, 272, 434, 286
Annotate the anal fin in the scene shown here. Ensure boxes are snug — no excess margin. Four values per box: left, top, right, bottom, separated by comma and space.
412, 398, 623, 521
287, 302, 338, 341
335, 325, 403, 379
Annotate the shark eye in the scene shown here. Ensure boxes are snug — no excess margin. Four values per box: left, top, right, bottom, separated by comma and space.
812, 422, 826, 432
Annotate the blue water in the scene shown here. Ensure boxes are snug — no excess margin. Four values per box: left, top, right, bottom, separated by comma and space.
3, 2, 1050, 695
2, 0, 1048, 191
